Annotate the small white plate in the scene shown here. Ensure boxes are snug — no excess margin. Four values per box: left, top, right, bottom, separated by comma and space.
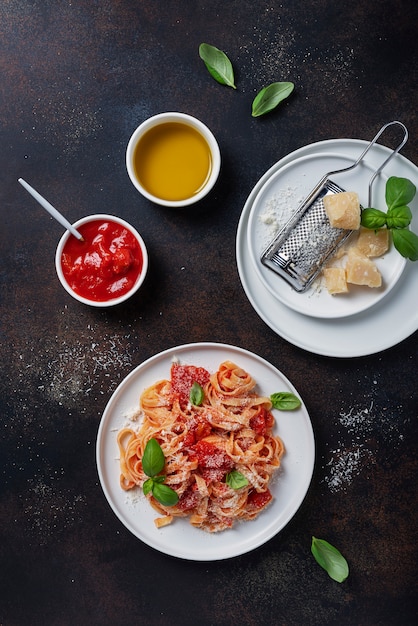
247, 152, 406, 319
96, 343, 315, 560
237, 139, 418, 357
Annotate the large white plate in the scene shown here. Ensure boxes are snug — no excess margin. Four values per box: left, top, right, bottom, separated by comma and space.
237, 139, 418, 357
96, 343, 315, 561
247, 152, 406, 318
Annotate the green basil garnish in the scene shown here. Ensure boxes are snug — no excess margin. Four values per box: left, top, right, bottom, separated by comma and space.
361, 176, 418, 261
270, 392, 301, 411
360, 208, 388, 230
142, 478, 154, 496
225, 470, 249, 490
386, 205, 413, 230
141, 438, 178, 507
199, 43, 236, 89
190, 381, 204, 406
152, 482, 179, 507
142, 438, 164, 477
392, 228, 418, 261
311, 537, 349, 583
252, 81, 294, 117
386, 176, 416, 210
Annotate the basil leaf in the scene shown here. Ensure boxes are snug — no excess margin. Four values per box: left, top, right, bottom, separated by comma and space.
199, 43, 236, 89
392, 228, 418, 261
143, 478, 154, 496
386, 176, 416, 210
252, 82, 294, 117
362, 176, 417, 261
152, 475, 166, 484
190, 381, 204, 406
152, 482, 179, 507
142, 438, 165, 477
270, 392, 301, 411
360, 208, 388, 229
311, 537, 349, 583
225, 470, 249, 490
386, 205, 412, 229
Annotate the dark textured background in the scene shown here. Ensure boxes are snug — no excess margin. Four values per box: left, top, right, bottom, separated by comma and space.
0, 1, 417, 625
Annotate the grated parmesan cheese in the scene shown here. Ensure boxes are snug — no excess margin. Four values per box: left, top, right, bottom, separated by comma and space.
257, 185, 304, 250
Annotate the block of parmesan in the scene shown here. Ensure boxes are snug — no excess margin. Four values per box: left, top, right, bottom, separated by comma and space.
323, 191, 360, 230
345, 248, 382, 288
323, 267, 348, 295
355, 227, 389, 257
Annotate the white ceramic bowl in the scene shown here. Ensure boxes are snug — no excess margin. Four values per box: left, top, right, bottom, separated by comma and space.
126, 112, 221, 207
55, 214, 148, 307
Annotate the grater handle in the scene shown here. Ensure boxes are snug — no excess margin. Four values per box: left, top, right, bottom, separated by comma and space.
321, 120, 408, 206
365, 121, 408, 206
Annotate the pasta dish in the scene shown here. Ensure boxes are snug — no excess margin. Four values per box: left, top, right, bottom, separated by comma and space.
117, 360, 285, 532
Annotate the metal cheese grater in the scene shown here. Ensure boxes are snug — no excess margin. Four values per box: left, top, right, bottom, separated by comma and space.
260, 121, 408, 292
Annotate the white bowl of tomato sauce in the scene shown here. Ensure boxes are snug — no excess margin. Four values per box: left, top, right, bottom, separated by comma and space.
55, 214, 148, 307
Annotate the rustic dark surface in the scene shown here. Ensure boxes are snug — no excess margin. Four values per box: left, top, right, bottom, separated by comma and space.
1, 1, 417, 625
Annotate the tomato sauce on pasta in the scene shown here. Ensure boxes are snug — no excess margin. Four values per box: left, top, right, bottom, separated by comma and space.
117, 360, 285, 532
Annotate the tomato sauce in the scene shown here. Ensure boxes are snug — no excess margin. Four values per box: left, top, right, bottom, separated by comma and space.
247, 489, 272, 510
191, 440, 234, 483
177, 484, 200, 511
183, 416, 212, 447
170, 364, 210, 405
60, 219, 143, 302
249, 407, 274, 437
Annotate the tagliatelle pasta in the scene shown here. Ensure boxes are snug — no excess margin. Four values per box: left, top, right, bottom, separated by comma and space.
117, 360, 285, 532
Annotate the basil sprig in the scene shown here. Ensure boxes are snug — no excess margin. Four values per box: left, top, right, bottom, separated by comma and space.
252, 82, 294, 117
226, 470, 249, 490
311, 537, 349, 583
141, 439, 179, 506
361, 176, 418, 261
190, 382, 204, 406
270, 392, 301, 411
199, 43, 236, 89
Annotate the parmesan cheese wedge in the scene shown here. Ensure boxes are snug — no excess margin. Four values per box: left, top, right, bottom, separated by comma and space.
323, 191, 361, 230
345, 248, 382, 288
323, 267, 348, 295
355, 227, 389, 257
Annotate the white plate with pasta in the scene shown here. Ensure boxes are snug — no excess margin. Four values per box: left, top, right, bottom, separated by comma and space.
96, 342, 314, 560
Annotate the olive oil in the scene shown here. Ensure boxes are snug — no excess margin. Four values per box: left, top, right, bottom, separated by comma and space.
133, 122, 212, 201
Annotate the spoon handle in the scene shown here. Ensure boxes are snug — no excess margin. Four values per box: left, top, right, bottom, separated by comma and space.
18, 178, 84, 241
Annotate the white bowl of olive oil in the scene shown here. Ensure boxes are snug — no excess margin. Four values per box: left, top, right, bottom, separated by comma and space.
126, 112, 221, 207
